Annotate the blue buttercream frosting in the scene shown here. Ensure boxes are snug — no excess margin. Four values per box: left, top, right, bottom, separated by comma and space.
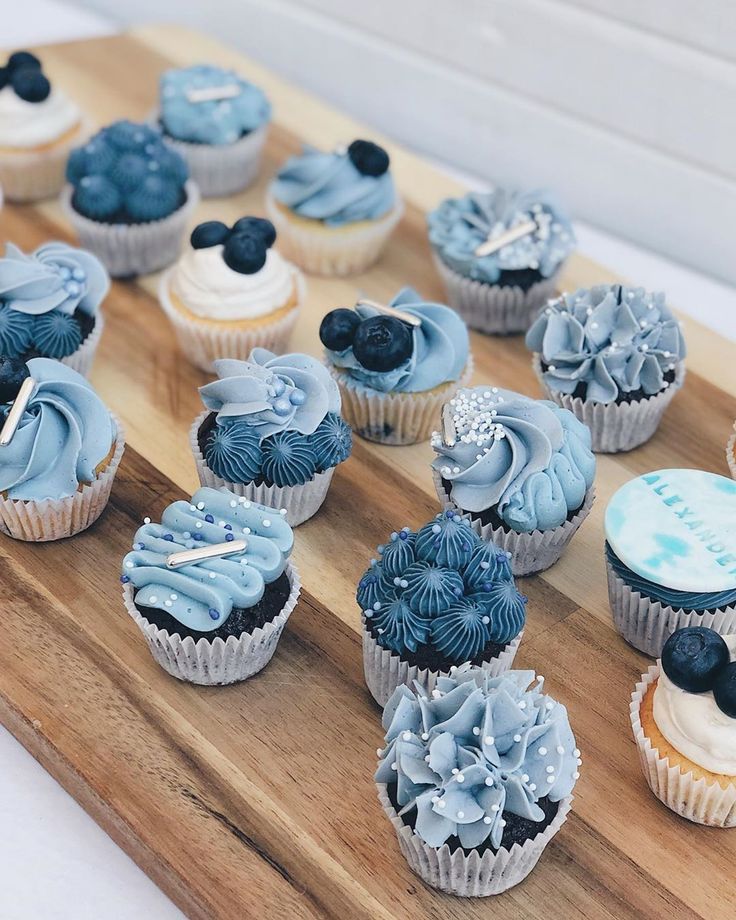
375, 667, 580, 850
360, 511, 526, 661
0, 358, 115, 501
271, 143, 396, 226
432, 387, 596, 532
526, 285, 687, 404
327, 287, 469, 394
428, 188, 575, 284
160, 65, 271, 145
122, 487, 293, 633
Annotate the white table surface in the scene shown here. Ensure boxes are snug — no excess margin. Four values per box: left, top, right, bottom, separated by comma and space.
1, 4, 735, 919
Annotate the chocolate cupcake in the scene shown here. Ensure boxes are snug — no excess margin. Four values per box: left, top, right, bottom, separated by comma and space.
360, 511, 526, 706
376, 664, 580, 895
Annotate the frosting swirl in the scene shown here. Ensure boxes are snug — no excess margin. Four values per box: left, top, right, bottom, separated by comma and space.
428, 189, 575, 284
0, 84, 80, 148
0, 358, 115, 501
432, 387, 596, 532
526, 285, 687, 404
375, 667, 579, 849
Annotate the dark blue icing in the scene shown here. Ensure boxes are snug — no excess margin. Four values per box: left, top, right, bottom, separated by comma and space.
32, 311, 82, 359
204, 419, 262, 484
371, 597, 431, 654
310, 412, 352, 470
260, 431, 318, 487
0, 306, 33, 357
403, 562, 464, 615
379, 528, 416, 579
415, 511, 475, 568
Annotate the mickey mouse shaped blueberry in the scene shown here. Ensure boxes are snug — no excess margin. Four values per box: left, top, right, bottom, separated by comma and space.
347, 139, 390, 178
189, 216, 277, 275
2, 50, 50, 103
319, 309, 361, 352
661, 626, 736, 718
319, 306, 413, 372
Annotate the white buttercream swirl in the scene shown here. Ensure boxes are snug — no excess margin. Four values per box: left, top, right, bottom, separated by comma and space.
653, 635, 736, 775
0, 85, 80, 148
170, 246, 297, 321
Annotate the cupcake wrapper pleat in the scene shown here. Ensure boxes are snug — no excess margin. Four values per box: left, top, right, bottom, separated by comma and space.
60, 311, 104, 378
190, 411, 334, 526
433, 468, 595, 576
377, 784, 573, 896
726, 430, 736, 480
0, 416, 125, 541
123, 563, 301, 685
532, 355, 686, 453
433, 253, 560, 335
0, 120, 89, 202
362, 624, 522, 708
631, 667, 736, 826
607, 560, 736, 657
61, 181, 199, 278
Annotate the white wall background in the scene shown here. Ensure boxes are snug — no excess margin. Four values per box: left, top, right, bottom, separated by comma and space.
69, 1, 736, 286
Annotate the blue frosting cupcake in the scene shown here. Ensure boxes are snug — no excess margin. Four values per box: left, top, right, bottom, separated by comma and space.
427, 188, 575, 334
158, 64, 272, 197
192, 348, 352, 526
266, 139, 403, 275
360, 511, 527, 706
320, 287, 471, 445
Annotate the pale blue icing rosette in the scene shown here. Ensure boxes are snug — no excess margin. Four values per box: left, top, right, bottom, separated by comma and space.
427, 188, 575, 334
376, 665, 579, 895
431, 386, 596, 575
526, 285, 687, 452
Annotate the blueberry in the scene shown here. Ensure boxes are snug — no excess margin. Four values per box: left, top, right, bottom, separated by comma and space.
661, 627, 729, 693
11, 68, 50, 103
231, 217, 276, 248
352, 316, 412, 372
713, 662, 736, 718
7, 51, 41, 73
319, 309, 361, 352
191, 221, 230, 249
223, 233, 267, 274
0, 67, 8, 91
347, 139, 390, 177
0, 356, 30, 403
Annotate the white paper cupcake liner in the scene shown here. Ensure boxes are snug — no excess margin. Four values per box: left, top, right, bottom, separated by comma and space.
377, 784, 573, 895
630, 666, 736, 826
606, 560, 736, 657
61, 181, 200, 278
60, 311, 104, 378
532, 356, 686, 453
190, 411, 334, 526
265, 191, 404, 276
363, 624, 522, 708
159, 270, 303, 373
433, 253, 560, 335
0, 416, 125, 542
726, 429, 736, 479
123, 562, 301, 685
434, 468, 594, 576
328, 356, 474, 446
0, 120, 88, 202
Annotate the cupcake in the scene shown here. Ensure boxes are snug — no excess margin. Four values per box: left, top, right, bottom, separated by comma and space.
156, 64, 271, 197
266, 139, 403, 275
158, 216, 303, 372
0, 241, 109, 376
376, 665, 580, 895
526, 285, 686, 452
360, 511, 526, 706
121, 486, 300, 685
631, 626, 736, 826
0, 357, 124, 541
320, 287, 471, 445
432, 386, 596, 576
427, 188, 575, 334
191, 349, 352, 526
605, 468, 736, 657
0, 50, 87, 202
62, 120, 199, 278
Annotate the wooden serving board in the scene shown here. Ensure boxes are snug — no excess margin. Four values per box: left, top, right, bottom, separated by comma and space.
1, 26, 735, 920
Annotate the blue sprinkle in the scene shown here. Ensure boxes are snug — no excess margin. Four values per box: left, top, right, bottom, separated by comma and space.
205, 514, 214, 523
398, 531, 408, 541
193, 533, 203, 541
224, 523, 232, 531
120, 575, 130, 584
208, 608, 220, 621
445, 510, 453, 519
163, 533, 174, 541
225, 533, 234, 542
483, 582, 492, 591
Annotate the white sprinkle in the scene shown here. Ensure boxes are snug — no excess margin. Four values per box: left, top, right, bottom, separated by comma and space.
473, 726, 481, 736
547, 775, 556, 784
456, 774, 465, 783
522, 774, 529, 783
125, 561, 134, 569
491, 803, 500, 812
513, 734, 522, 743
229, 500, 237, 508
483, 816, 492, 824
390, 763, 397, 771
451, 768, 459, 775
197, 502, 205, 510
402, 731, 412, 741
149, 595, 158, 604
438, 800, 446, 809
485, 777, 494, 787
421, 732, 429, 741
546, 765, 554, 773
557, 746, 565, 755
263, 519, 271, 528
209, 572, 216, 579
573, 771, 580, 779
457, 810, 465, 819
164, 600, 172, 607
539, 747, 547, 756
529, 783, 537, 791
484, 736, 494, 746
143, 516, 151, 525
195, 521, 203, 528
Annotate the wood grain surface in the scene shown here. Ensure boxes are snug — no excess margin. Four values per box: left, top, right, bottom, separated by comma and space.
0, 27, 734, 920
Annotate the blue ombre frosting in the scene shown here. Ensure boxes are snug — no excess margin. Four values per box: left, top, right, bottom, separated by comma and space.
360, 512, 526, 662
0, 358, 115, 501
122, 487, 293, 633
428, 189, 575, 284
376, 666, 580, 850
327, 288, 469, 394
432, 387, 596, 532
160, 65, 271, 146
526, 285, 687, 404
271, 143, 396, 226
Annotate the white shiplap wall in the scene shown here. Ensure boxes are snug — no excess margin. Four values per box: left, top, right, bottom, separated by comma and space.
77, 0, 736, 285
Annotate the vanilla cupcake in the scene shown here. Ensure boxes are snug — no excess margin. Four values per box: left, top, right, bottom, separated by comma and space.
159, 216, 303, 372
266, 140, 403, 276
0, 50, 86, 202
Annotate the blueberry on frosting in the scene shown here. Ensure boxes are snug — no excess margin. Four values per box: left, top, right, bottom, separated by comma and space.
0, 355, 30, 402
661, 628, 730, 694
191, 220, 230, 249
2, 51, 50, 103
319, 308, 361, 353
347, 139, 390, 177
188, 216, 276, 275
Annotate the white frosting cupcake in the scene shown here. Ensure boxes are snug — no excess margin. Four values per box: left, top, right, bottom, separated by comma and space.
0, 84, 80, 149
